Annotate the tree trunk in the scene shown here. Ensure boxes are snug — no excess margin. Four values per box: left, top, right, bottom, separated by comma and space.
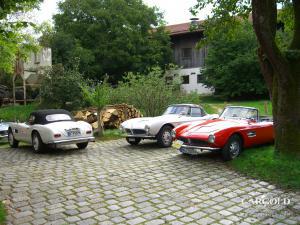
252, 0, 300, 157
97, 108, 104, 137
272, 66, 300, 156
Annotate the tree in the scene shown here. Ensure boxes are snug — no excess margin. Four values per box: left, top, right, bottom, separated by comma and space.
81, 79, 111, 137
40, 64, 85, 111
48, 0, 172, 82
202, 21, 268, 99
0, 0, 41, 73
192, 1, 300, 157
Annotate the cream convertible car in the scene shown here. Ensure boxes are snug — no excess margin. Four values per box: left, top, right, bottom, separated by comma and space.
120, 104, 218, 147
8, 109, 95, 152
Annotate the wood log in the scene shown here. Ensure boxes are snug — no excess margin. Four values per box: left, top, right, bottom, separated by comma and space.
73, 103, 142, 129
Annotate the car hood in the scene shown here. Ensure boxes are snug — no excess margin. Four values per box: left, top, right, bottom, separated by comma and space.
180, 119, 248, 135
121, 115, 177, 128
0, 122, 9, 131
121, 114, 209, 129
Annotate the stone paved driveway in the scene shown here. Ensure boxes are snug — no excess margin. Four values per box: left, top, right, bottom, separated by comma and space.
0, 140, 299, 225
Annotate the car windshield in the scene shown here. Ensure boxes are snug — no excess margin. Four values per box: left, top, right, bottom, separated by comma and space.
163, 106, 190, 115
220, 107, 258, 121
45, 114, 72, 122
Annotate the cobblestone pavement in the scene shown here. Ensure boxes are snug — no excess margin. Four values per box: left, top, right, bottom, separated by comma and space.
0, 140, 299, 225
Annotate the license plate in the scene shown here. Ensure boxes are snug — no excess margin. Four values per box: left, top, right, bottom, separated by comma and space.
67, 131, 81, 137
128, 138, 136, 142
172, 140, 184, 149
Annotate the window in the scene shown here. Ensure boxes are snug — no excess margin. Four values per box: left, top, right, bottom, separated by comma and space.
45, 114, 72, 122
28, 115, 35, 125
197, 74, 204, 83
182, 75, 189, 84
191, 107, 203, 117
34, 53, 40, 64
181, 48, 192, 59
163, 106, 190, 115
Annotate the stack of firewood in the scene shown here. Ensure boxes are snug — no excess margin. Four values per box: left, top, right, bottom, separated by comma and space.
74, 104, 142, 129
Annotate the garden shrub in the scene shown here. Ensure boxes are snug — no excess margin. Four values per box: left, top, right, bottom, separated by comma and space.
40, 64, 86, 111
110, 67, 201, 116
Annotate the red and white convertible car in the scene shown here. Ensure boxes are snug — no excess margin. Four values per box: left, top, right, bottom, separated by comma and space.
172, 106, 274, 160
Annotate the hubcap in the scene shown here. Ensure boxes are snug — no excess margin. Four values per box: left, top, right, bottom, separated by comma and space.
229, 141, 240, 158
162, 130, 172, 145
33, 135, 39, 151
8, 132, 14, 145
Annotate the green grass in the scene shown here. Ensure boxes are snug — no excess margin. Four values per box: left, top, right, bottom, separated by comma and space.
0, 104, 38, 122
95, 129, 124, 142
0, 201, 6, 225
0, 142, 9, 149
229, 146, 300, 190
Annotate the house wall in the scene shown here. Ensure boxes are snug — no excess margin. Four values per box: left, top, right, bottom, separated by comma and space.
167, 67, 214, 94
168, 31, 213, 95
171, 32, 207, 69
23, 48, 52, 84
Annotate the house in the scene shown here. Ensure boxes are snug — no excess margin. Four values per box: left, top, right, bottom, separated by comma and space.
13, 48, 52, 104
165, 21, 214, 94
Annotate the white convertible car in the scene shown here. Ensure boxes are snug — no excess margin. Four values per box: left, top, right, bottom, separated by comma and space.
8, 109, 95, 152
120, 104, 218, 147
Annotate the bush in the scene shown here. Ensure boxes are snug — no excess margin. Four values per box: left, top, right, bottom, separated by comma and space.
110, 67, 201, 116
0, 104, 38, 122
40, 64, 86, 111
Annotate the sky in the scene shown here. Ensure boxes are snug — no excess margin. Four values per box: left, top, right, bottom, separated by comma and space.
35, 0, 211, 25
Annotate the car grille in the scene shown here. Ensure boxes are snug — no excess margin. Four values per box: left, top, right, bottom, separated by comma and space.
178, 137, 210, 147
0, 130, 8, 136
125, 129, 146, 135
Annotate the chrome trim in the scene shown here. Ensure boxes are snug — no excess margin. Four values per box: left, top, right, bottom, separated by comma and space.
126, 135, 156, 139
181, 144, 220, 151
247, 131, 256, 138
47, 137, 95, 145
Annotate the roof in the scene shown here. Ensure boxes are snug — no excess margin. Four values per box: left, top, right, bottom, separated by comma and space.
30, 109, 73, 125
31, 109, 72, 116
171, 104, 202, 108
165, 21, 204, 36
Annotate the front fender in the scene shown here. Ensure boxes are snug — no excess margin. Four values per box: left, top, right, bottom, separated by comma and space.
214, 130, 245, 148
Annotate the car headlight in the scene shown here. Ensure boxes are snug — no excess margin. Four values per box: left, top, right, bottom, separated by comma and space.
171, 130, 176, 138
208, 134, 215, 143
119, 125, 125, 132
145, 125, 150, 134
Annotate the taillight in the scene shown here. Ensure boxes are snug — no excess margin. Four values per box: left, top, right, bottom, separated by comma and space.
86, 130, 92, 134
54, 134, 61, 138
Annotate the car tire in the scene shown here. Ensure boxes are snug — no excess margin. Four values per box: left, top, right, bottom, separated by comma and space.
32, 131, 46, 153
8, 129, 19, 148
222, 134, 242, 161
77, 142, 89, 149
126, 137, 141, 145
157, 125, 173, 148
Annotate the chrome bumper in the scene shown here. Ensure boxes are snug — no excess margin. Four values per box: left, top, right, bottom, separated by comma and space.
47, 137, 95, 145
126, 134, 156, 139
180, 144, 220, 155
